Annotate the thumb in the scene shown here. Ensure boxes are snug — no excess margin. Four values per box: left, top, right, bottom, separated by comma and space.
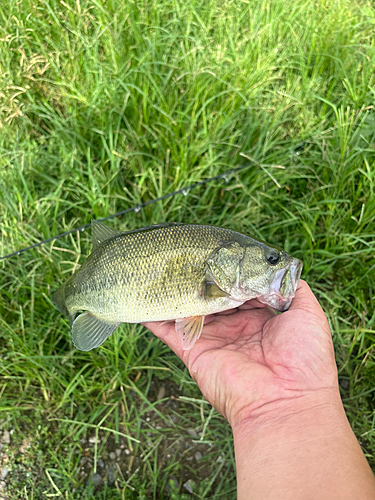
289, 280, 328, 324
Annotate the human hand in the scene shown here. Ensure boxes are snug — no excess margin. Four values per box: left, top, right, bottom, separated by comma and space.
144, 281, 375, 499
142, 280, 339, 429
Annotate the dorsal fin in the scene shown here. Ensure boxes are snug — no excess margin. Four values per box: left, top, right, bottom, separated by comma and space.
91, 220, 122, 250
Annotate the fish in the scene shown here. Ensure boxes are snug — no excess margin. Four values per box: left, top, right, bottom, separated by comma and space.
52, 221, 303, 352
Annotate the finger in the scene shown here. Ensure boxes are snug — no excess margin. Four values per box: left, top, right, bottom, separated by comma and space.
215, 298, 270, 315
289, 280, 328, 323
141, 320, 186, 360
238, 298, 270, 310
142, 315, 229, 359
214, 308, 239, 316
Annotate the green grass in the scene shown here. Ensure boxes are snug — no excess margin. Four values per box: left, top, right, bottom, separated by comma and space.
1, 0, 375, 497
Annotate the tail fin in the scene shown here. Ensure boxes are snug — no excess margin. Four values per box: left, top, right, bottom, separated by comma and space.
51, 285, 69, 319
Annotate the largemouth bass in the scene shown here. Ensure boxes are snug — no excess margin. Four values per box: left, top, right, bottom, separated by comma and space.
52, 221, 302, 351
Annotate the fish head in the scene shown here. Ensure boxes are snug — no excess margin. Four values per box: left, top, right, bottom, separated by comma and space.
239, 244, 303, 311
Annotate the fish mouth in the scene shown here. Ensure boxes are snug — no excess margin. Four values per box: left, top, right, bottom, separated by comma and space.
258, 257, 303, 312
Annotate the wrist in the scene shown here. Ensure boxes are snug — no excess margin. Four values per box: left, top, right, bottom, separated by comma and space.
232, 387, 345, 443
232, 388, 375, 500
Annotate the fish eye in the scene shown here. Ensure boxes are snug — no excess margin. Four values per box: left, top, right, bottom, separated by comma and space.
266, 249, 280, 265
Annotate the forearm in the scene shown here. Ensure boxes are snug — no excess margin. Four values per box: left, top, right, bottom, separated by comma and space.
233, 390, 375, 500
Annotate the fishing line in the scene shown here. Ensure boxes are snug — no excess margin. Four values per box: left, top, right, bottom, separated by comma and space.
1, 163, 252, 261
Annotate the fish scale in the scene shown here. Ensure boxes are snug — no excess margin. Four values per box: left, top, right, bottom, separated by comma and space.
64, 224, 240, 322
52, 221, 302, 351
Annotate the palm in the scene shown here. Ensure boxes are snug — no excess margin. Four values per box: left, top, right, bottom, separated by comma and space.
142, 281, 337, 427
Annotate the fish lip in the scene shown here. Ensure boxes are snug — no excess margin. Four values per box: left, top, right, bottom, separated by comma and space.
284, 257, 303, 293
258, 258, 303, 312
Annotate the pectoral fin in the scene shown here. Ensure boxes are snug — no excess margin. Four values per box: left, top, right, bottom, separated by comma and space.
202, 281, 230, 299
175, 316, 204, 351
71, 312, 121, 351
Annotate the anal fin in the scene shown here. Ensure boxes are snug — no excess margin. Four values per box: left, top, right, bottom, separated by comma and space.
71, 312, 121, 351
175, 316, 204, 351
